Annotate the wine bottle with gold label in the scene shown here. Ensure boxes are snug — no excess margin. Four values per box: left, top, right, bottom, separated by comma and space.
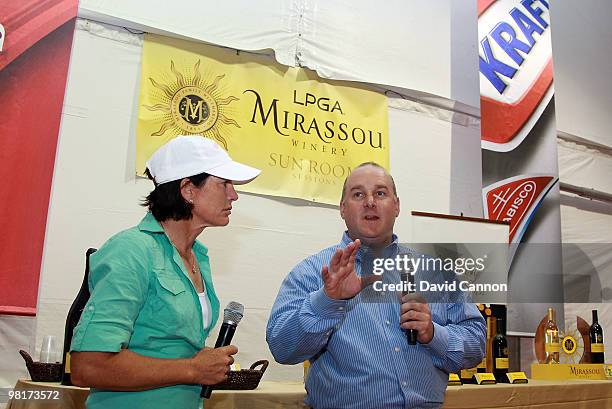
476, 316, 494, 375
492, 318, 509, 382
590, 309, 605, 364
544, 307, 560, 364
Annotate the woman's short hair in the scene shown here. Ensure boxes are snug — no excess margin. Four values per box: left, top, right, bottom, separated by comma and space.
142, 169, 209, 222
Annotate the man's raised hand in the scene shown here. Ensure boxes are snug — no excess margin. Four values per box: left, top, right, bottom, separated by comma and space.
322, 240, 364, 300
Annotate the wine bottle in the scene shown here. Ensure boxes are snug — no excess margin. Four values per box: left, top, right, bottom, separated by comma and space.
61, 248, 96, 385
492, 318, 509, 382
589, 309, 605, 364
477, 316, 493, 375
544, 307, 560, 364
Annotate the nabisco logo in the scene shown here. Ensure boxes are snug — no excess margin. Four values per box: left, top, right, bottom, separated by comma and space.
483, 175, 557, 243
492, 180, 536, 241
478, 0, 554, 152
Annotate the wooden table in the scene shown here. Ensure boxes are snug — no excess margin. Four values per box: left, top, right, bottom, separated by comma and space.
7, 379, 612, 408
444, 379, 612, 408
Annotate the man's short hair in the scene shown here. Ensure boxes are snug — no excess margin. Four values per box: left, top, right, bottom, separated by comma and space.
340, 162, 397, 203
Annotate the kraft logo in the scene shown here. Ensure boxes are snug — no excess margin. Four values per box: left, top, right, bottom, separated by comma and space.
483, 175, 558, 243
478, 0, 554, 152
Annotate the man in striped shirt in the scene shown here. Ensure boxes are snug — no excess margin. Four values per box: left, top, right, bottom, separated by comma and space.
266, 162, 486, 409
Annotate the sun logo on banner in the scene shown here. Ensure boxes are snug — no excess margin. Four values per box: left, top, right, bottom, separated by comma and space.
143, 59, 239, 149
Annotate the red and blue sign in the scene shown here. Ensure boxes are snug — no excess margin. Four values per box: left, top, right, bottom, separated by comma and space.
478, 0, 553, 152
483, 175, 557, 244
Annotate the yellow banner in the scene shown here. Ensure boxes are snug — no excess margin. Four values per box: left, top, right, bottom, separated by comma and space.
136, 34, 388, 204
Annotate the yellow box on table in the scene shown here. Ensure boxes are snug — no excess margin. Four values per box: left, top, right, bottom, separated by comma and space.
531, 364, 612, 380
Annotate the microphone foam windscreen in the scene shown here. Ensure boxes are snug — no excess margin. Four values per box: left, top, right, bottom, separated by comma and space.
224, 301, 244, 324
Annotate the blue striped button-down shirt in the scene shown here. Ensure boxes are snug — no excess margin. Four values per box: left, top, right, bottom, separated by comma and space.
266, 233, 486, 409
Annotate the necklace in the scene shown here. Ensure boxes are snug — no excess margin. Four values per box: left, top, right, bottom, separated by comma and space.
181, 249, 205, 292
162, 228, 204, 293
190, 254, 199, 276
163, 231, 199, 276
180, 248, 199, 276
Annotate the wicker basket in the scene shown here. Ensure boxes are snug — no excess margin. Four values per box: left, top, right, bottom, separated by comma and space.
214, 360, 268, 390
19, 350, 62, 382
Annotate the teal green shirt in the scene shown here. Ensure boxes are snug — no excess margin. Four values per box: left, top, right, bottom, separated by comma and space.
71, 213, 220, 409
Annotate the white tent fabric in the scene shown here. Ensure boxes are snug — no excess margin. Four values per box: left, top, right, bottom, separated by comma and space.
550, 0, 612, 149
78, 0, 480, 108
557, 139, 612, 196
560, 195, 612, 243
295, 0, 479, 108
79, 0, 612, 150
561, 194, 612, 363
78, 0, 299, 65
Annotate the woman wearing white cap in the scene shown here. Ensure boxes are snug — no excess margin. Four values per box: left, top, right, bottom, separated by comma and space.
70, 136, 260, 409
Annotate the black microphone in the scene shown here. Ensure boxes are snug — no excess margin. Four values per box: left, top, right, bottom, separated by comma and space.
401, 270, 418, 345
201, 301, 244, 399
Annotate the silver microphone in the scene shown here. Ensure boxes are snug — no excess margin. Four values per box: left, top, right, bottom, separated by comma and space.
201, 301, 244, 398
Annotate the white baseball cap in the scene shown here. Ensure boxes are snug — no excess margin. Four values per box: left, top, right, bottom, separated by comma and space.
146, 135, 261, 185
